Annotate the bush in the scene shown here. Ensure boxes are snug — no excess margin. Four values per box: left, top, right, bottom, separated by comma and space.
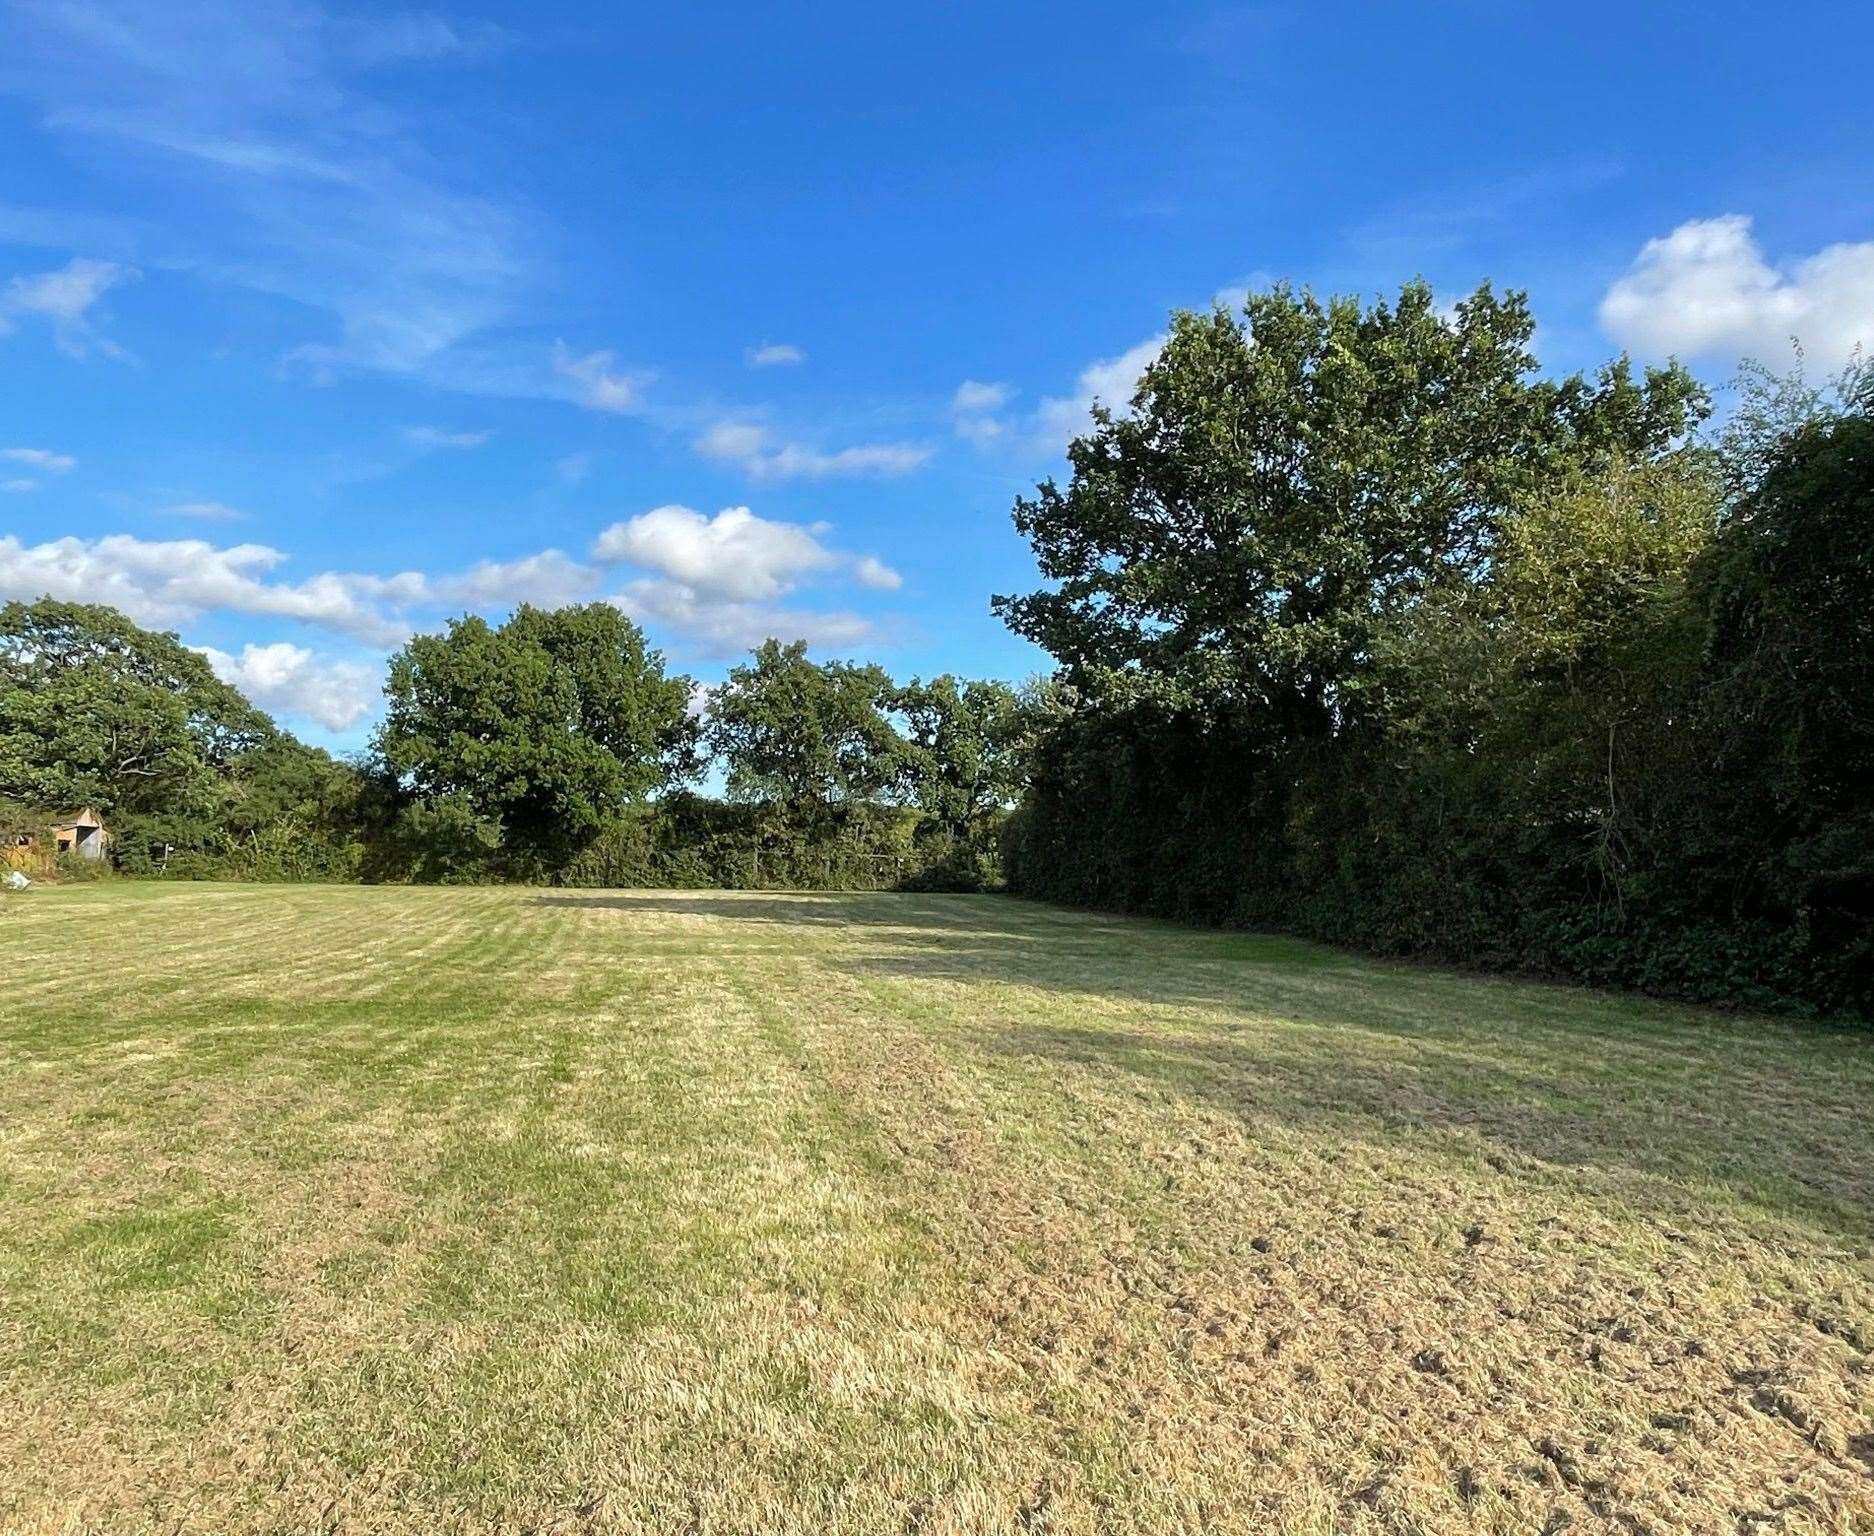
52, 849, 110, 883
362, 795, 504, 884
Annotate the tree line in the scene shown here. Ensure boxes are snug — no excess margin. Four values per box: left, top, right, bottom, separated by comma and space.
0, 600, 1041, 891
3, 275, 1868, 1015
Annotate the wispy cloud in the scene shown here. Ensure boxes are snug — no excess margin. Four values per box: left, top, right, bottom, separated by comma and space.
2, 257, 137, 358
1033, 335, 1166, 450
951, 379, 1014, 444
553, 344, 644, 414
1346, 160, 1624, 263
404, 425, 491, 451
747, 342, 805, 367
954, 335, 1166, 457
3, 0, 532, 384
694, 421, 931, 481
325, 12, 507, 68
434, 550, 597, 609
555, 450, 597, 485
167, 500, 245, 521
1, 447, 76, 473
613, 581, 878, 658
0, 445, 77, 492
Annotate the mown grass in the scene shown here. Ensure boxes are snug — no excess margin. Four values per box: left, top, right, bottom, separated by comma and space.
1, 882, 1870, 1534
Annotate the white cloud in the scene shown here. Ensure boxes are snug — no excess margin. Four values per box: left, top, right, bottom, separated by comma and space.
952, 337, 1167, 457
592, 504, 899, 601
951, 379, 1014, 444
2, 257, 137, 358
613, 580, 877, 659
0, 533, 421, 645
695, 421, 767, 466
435, 550, 598, 609
694, 420, 931, 480
6, 257, 129, 321
589, 504, 901, 653
0, 533, 632, 645
747, 342, 805, 367
0, 502, 903, 672
3, 479, 38, 494
1, 447, 76, 473
851, 554, 902, 591
199, 642, 378, 731
1599, 215, 1874, 371
554, 344, 642, 414
1033, 334, 1166, 451
404, 425, 490, 450
952, 379, 1012, 414
594, 504, 833, 600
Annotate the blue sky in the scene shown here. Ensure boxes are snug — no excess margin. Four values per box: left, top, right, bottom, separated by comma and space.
3, 0, 1872, 750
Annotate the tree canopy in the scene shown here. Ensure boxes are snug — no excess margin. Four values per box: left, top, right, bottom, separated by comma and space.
994, 281, 1706, 733
890, 674, 1029, 836
0, 597, 362, 877
705, 639, 902, 812
375, 603, 695, 872
0, 598, 272, 818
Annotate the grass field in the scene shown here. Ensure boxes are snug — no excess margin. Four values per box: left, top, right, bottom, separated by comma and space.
1, 883, 1870, 1535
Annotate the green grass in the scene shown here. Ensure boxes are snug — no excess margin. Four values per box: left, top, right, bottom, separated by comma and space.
1, 882, 1870, 1534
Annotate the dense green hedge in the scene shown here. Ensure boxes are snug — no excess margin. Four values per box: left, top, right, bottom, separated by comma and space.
557, 796, 1000, 892
121, 792, 1002, 893
1003, 715, 1870, 1018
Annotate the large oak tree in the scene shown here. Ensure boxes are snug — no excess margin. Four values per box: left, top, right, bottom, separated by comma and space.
375, 603, 695, 872
995, 281, 1706, 736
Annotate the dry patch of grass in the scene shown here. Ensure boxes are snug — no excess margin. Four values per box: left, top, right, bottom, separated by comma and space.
1, 883, 1869, 1533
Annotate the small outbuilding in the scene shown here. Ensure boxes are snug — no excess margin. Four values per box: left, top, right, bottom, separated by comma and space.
52, 809, 110, 861
3, 808, 112, 875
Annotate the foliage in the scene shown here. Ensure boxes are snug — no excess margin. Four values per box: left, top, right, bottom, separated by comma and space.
1713, 346, 1870, 498
51, 848, 110, 883
364, 624, 1022, 890
1001, 291, 1870, 1018
0, 598, 269, 820
558, 795, 938, 891
502, 603, 703, 791
889, 674, 1027, 835
706, 639, 903, 813
994, 281, 1704, 733
0, 598, 365, 879
363, 793, 506, 885
375, 604, 694, 876
1686, 403, 1874, 1010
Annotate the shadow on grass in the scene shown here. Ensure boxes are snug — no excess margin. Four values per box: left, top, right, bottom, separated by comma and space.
540, 890, 1874, 1245
535, 889, 1342, 967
